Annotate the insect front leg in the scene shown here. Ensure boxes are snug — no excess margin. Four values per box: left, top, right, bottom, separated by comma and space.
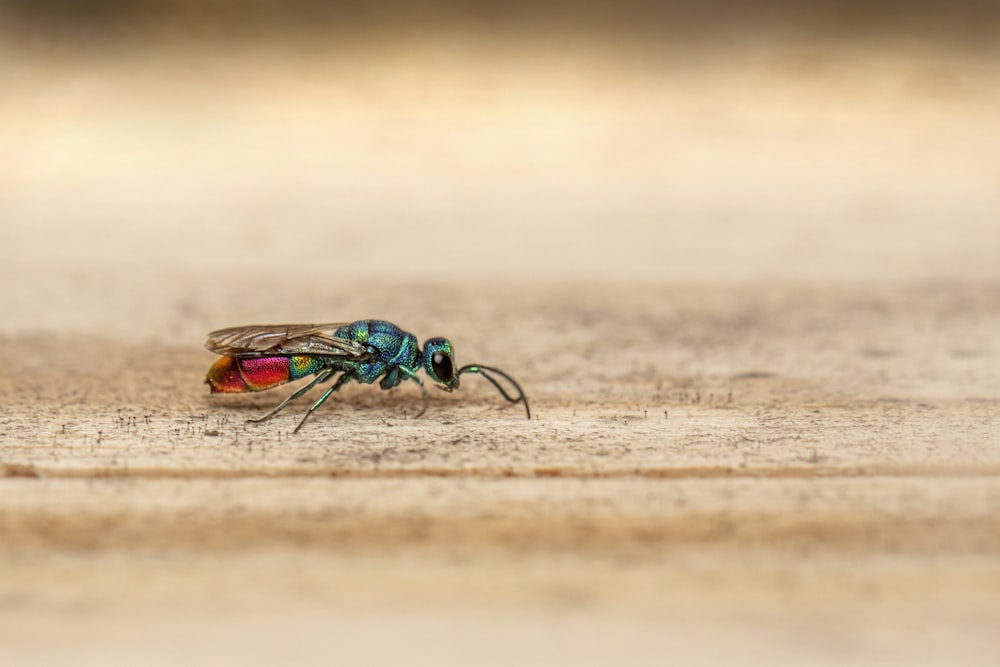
293, 371, 355, 433
398, 367, 429, 418
379, 367, 402, 390
248, 368, 335, 425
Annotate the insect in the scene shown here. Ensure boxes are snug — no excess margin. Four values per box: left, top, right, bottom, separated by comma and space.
204, 319, 530, 433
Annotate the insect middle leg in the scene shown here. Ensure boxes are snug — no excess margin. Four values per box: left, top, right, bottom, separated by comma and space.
293, 371, 355, 433
248, 368, 335, 425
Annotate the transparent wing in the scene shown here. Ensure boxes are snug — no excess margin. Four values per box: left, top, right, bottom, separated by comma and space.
205, 323, 370, 359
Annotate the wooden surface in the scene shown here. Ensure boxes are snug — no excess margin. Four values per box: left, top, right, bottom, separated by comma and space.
1, 273, 998, 665
2, 25, 1000, 665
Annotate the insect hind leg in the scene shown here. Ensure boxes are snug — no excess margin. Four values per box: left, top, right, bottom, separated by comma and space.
248, 368, 334, 425
293, 371, 354, 433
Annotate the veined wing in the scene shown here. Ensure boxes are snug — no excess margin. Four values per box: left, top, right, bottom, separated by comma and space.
205, 323, 369, 359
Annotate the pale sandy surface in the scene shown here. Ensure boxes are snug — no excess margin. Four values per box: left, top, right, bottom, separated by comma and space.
1, 272, 999, 665
2, 17, 1000, 665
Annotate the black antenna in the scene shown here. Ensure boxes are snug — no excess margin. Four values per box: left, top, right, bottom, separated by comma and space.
457, 364, 531, 419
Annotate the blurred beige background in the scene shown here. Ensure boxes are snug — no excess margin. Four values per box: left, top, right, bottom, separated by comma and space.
2, 0, 999, 290
1, 2, 999, 666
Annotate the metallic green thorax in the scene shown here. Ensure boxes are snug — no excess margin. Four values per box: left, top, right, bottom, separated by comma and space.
333, 320, 424, 388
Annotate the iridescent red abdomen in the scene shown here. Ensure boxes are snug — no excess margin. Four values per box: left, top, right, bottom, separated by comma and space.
206, 355, 324, 393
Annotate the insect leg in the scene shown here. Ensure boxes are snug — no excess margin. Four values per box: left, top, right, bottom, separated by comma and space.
248, 368, 334, 425
398, 367, 429, 418
293, 372, 354, 434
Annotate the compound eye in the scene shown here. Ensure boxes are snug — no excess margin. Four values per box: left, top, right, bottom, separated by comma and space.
431, 351, 454, 383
